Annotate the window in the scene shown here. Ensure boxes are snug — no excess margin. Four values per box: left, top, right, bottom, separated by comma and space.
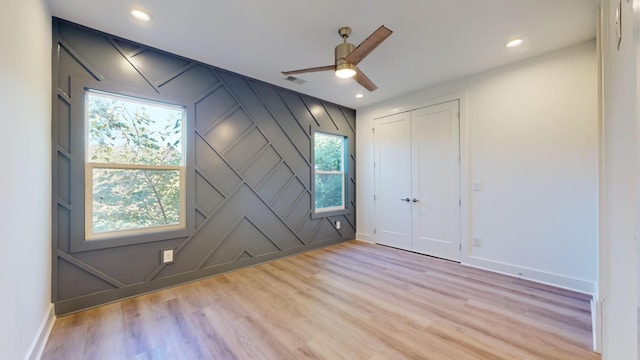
312, 130, 348, 216
85, 90, 186, 239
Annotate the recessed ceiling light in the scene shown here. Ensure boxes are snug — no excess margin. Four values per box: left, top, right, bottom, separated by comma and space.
505, 38, 523, 48
131, 9, 151, 22
355, 93, 364, 99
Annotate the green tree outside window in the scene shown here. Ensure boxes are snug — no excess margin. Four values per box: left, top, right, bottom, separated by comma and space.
314, 132, 346, 212
85, 91, 185, 238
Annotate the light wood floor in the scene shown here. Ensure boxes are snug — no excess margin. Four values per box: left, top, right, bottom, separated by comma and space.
43, 241, 600, 359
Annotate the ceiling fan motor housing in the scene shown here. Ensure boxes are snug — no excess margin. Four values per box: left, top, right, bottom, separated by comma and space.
335, 42, 356, 73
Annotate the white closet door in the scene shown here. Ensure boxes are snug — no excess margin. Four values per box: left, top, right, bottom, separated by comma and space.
411, 100, 461, 261
374, 113, 413, 251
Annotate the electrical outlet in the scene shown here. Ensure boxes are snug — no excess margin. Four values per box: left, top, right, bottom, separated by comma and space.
336, 221, 341, 229
472, 237, 482, 247
162, 249, 174, 264
473, 181, 483, 191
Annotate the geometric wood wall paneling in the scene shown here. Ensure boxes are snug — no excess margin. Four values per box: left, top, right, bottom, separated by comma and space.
219, 72, 312, 185
224, 128, 269, 171
243, 146, 283, 189
52, 18, 356, 314
200, 217, 281, 268
195, 86, 238, 132
71, 238, 185, 286
309, 219, 343, 244
56, 153, 71, 204
59, 24, 154, 92
131, 49, 191, 84
159, 65, 220, 100
258, 163, 294, 204
56, 95, 71, 152
251, 81, 312, 162
57, 44, 101, 96
270, 177, 305, 218
299, 96, 338, 131
56, 205, 71, 253
195, 210, 207, 228
203, 108, 254, 154
56, 257, 118, 300
194, 173, 225, 215
194, 135, 243, 195
278, 90, 321, 133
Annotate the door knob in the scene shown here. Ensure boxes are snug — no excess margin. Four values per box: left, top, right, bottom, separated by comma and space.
412, 198, 420, 203
400, 197, 410, 202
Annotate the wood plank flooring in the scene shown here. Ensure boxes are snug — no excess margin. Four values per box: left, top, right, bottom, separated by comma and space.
42, 241, 600, 359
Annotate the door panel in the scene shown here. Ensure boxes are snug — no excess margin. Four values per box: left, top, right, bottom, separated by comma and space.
373, 100, 461, 261
411, 101, 460, 261
374, 113, 412, 251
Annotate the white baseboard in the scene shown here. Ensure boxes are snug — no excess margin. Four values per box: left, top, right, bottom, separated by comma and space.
463, 255, 595, 295
26, 304, 55, 360
355, 232, 374, 243
591, 299, 602, 353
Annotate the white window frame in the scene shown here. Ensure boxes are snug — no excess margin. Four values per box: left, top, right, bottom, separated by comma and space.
312, 130, 348, 217
84, 90, 187, 240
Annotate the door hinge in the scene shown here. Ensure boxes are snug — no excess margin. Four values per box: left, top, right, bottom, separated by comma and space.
459, 243, 462, 251
373, 194, 376, 201
372, 127, 375, 134
459, 199, 461, 206
374, 228, 377, 234
373, 161, 376, 168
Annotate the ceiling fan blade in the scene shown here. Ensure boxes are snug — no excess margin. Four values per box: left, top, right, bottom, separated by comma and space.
344, 25, 393, 65
354, 67, 378, 91
281, 65, 335, 76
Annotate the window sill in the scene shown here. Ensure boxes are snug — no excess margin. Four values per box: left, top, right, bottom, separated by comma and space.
70, 228, 195, 253
310, 208, 350, 220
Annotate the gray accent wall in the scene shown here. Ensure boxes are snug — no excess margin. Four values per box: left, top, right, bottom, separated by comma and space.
51, 18, 356, 315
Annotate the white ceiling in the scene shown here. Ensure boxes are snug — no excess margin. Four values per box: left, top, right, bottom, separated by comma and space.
47, 0, 598, 109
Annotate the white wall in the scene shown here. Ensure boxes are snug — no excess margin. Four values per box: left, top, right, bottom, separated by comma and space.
598, 0, 638, 358
0, 0, 53, 359
357, 41, 598, 293
636, 0, 640, 310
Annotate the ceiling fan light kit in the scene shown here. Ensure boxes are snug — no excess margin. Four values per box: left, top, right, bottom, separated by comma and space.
334, 27, 356, 78
282, 25, 393, 91
335, 63, 356, 78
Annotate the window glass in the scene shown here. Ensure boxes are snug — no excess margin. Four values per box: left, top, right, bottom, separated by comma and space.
313, 131, 346, 213
85, 90, 186, 239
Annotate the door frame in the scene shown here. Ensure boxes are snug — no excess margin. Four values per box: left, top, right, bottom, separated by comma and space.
372, 94, 469, 262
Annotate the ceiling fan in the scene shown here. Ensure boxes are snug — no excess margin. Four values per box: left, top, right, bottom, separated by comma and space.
282, 25, 393, 92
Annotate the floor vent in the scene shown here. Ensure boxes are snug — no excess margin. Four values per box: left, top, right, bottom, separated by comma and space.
284, 76, 307, 85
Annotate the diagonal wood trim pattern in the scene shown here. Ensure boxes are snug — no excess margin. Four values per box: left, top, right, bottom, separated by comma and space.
42, 241, 599, 359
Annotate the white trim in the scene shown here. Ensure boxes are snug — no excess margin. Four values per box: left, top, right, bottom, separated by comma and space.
355, 232, 374, 243
463, 255, 595, 295
591, 299, 603, 353
26, 304, 55, 360
88, 163, 183, 170
315, 205, 346, 213
457, 93, 470, 264
595, 1, 605, 353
